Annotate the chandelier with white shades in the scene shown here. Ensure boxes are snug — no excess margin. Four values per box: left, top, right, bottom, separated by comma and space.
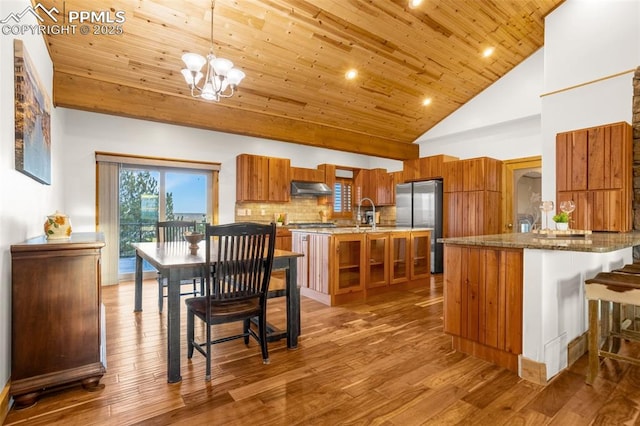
180, 0, 245, 101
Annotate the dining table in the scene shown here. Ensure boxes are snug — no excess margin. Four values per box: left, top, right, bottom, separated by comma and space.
131, 240, 303, 383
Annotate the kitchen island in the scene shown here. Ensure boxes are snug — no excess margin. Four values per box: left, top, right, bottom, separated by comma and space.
291, 227, 431, 305
440, 231, 640, 384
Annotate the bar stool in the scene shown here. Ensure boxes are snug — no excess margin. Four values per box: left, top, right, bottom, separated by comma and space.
612, 264, 640, 332
585, 270, 640, 384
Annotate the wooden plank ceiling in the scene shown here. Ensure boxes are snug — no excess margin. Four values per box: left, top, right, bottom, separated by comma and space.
38, 0, 563, 160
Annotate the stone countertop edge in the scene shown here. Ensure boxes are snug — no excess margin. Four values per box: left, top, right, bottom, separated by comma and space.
289, 227, 432, 234
438, 232, 640, 253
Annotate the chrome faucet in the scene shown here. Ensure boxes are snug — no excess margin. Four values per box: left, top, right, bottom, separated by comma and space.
358, 197, 376, 231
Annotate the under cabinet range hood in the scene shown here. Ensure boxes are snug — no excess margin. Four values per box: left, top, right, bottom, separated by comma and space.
290, 181, 333, 197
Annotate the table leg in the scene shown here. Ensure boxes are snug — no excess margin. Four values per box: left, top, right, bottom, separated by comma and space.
286, 258, 300, 349
134, 252, 143, 312
166, 270, 182, 383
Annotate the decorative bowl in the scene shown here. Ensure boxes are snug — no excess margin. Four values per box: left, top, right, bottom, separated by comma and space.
183, 232, 204, 254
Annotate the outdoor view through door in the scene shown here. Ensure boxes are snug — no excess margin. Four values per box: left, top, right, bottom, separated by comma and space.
119, 166, 212, 278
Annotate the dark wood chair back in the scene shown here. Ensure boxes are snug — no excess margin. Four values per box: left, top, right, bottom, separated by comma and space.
204, 222, 276, 308
156, 220, 197, 243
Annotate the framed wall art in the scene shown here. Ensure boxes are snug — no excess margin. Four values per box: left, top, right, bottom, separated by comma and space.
14, 39, 51, 185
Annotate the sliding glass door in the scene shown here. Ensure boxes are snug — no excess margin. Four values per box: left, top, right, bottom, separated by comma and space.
118, 165, 212, 279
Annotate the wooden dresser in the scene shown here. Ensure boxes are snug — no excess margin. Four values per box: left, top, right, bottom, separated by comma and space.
10, 232, 106, 408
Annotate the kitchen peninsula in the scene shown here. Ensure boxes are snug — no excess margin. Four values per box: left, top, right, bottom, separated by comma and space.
441, 231, 640, 385
291, 227, 431, 305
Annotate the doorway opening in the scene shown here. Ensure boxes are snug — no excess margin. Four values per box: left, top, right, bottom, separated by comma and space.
513, 168, 542, 231
501, 156, 542, 233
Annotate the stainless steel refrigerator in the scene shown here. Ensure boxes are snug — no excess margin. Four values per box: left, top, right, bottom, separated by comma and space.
396, 180, 443, 273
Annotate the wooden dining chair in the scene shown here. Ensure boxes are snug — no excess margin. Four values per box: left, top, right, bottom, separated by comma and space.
156, 220, 203, 312
185, 222, 276, 381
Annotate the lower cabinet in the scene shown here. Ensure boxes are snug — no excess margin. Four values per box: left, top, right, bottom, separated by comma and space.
275, 227, 292, 250
366, 232, 390, 289
390, 232, 410, 285
10, 232, 106, 408
295, 230, 430, 305
443, 244, 523, 372
410, 231, 431, 280
333, 234, 365, 295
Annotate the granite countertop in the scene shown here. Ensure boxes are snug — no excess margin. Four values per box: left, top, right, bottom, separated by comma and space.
290, 226, 431, 235
439, 231, 640, 253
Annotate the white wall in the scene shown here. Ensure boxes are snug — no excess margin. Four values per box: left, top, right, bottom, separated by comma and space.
59, 109, 402, 230
0, 0, 64, 404
416, 48, 545, 160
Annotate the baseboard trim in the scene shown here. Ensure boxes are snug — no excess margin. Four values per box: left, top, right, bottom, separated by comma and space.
520, 356, 548, 385
567, 332, 588, 367
1, 379, 11, 423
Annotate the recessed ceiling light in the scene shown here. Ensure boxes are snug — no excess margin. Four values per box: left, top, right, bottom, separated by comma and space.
483, 47, 495, 58
422, 98, 432, 106
345, 69, 358, 80
409, 0, 423, 8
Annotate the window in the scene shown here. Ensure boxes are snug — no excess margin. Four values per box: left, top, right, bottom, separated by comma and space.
96, 152, 220, 284
119, 165, 213, 277
333, 178, 353, 217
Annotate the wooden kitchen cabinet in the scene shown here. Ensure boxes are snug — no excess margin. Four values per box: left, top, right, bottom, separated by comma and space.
333, 234, 365, 295
404, 154, 459, 182
292, 232, 308, 288
443, 160, 463, 193
390, 232, 410, 285
444, 189, 501, 238
293, 232, 331, 304
462, 157, 501, 192
294, 230, 429, 306
558, 189, 627, 232
442, 157, 502, 238
410, 231, 431, 281
556, 122, 632, 232
355, 168, 395, 206
443, 244, 523, 372
291, 166, 324, 183
556, 129, 588, 192
275, 227, 292, 251
236, 154, 291, 202
371, 169, 395, 206
443, 157, 501, 193
366, 232, 389, 288
10, 233, 106, 408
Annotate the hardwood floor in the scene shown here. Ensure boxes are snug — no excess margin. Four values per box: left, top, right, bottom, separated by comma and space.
5, 275, 640, 425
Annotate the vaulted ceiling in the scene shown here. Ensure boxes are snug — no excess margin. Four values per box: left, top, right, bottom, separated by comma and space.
37, 0, 563, 160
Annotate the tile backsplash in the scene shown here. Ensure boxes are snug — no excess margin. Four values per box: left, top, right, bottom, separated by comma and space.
235, 199, 396, 225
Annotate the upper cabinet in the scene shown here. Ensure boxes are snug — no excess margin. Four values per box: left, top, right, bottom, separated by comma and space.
443, 157, 501, 193
403, 154, 458, 182
236, 154, 291, 202
291, 166, 324, 183
355, 168, 395, 206
556, 122, 632, 232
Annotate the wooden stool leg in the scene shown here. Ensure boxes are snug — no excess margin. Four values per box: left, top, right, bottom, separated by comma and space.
587, 299, 600, 385
611, 302, 621, 353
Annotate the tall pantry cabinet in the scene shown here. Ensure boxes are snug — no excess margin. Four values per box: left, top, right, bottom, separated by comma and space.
443, 157, 502, 238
